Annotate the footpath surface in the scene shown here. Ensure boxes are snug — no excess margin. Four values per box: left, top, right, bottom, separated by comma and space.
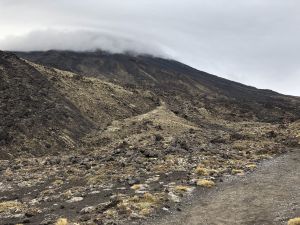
151, 149, 300, 225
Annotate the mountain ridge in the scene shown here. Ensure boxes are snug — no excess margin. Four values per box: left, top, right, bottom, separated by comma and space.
15, 50, 300, 124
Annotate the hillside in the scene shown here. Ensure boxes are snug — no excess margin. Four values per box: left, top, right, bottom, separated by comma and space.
16, 50, 300, 123
0, 51, 158, 159
0, 50, 299, 224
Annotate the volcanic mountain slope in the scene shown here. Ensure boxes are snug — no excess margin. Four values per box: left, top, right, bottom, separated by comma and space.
16, 50, 300, 123
0, 50, 300, 225
0, 51, 158, 159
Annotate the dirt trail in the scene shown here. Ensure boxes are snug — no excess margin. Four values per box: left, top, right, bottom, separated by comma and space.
150, 149, 300, 225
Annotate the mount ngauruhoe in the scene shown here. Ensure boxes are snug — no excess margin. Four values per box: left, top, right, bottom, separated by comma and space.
0, 50, 299, 224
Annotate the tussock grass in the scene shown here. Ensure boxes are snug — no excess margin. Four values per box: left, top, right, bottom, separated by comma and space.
197, 179, 215, 188
231, 169, 244, 175
104, 209, 118, 218
121, 192, 161, 216
233, 142, 247, 151
288, 217, 300, 225
246, 164, 257, 170
175, 185, 191, 192
52, 179, 64, 186
86, 174, 104, 185
55, 218, 68, 225
0, 201, 23, 213
131, 184, 143, 190
195, 166, 209, 176
117, 202, 132, 215
143, 192, 158, 202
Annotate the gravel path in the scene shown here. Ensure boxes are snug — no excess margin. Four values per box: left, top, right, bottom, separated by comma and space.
151, 149, 300, 225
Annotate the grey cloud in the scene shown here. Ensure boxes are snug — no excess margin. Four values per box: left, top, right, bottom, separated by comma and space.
0, 29, 168, 57
0, 0, 299, 96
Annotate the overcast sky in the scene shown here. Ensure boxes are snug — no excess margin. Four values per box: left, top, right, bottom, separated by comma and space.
0, 0, 299, 96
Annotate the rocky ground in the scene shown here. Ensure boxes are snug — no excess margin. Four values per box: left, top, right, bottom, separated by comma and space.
1, 51, 300, 224
1, 110, 299, 224
148, 149, 300, 225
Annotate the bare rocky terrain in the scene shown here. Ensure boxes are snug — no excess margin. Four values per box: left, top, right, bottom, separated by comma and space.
0, 50, 300, 224
148, 149, 300, 225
